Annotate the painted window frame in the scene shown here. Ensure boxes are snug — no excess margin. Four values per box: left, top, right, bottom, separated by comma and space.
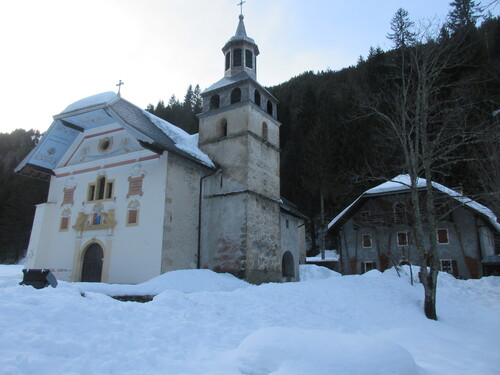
362, 234, 372, 248
126, 200, 140, 226
437, 228, 449, 244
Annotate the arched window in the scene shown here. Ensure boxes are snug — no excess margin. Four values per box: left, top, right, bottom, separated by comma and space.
262, 122, 268, 141
230, 88, 241, 104
254, 90, 261, 106
220, 119, 228, 138
267, 100, 273, 116
210, 94, 220, 110
233, 48, 242, 67
225, 52, 231, 71
88, 175, 114, 202
282, 251, 295, 279
245, 49, 253, 68
97, 176, 106, 200
127, 200, 140, 226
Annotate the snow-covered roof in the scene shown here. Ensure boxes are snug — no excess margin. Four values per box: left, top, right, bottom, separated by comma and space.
16, 93, 214, 179
328, 174, 500, 232
61, 92, 119, 114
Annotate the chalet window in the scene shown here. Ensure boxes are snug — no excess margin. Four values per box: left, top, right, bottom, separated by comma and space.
225, 52, 231, 71
262, 122, 268, 141
267, 100, 273, 116
440, 259, 453, 274
210, 94, 220, 110
254, 90, 261, 106
230, 88, 241, 104
393, 202, 407, 224
87, 176, 114, 202
362, 234, 372, 248
127, 200, 140, 226
360, 211, 370, 223
397, 232, 411, 246
437, 229, 449, 244
363, 261, 376, 273
245, 49, 253, 68
233, 48, 242, 67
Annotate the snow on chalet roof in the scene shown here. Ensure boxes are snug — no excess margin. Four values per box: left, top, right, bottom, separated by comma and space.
328, 174, 500, 232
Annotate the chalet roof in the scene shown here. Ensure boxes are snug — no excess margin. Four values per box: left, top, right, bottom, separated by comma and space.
328, 174, 500, 233
15, 92, 214, 180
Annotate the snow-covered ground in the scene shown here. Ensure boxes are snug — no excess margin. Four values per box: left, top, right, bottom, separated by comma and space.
1, 264, 499, 375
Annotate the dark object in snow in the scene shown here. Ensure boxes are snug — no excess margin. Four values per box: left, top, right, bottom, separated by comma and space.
20, 269, 58, 289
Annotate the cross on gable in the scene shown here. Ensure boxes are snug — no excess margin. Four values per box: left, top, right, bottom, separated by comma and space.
116, 80, 124, 96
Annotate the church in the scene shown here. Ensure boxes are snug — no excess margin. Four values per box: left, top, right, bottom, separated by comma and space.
16, 13, 306, 285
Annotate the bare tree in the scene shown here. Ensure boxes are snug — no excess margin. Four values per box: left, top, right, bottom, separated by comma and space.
367, 12, 495, 319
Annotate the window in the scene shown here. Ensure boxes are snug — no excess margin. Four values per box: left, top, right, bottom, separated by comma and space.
230, 88, 241, 104
87, 176, 114, 202
267, 100, 273, 115
437, 229, 449, 244
285, 219, 289, 229
262, 122, 268, 141
440, 259, 453, 274
210, 94, 220, 110
219, 119, 228, 137
225, 52, 231, 71
127, 200, 140, 226
360, 211, 370, 223
59, 209, 71, 231
397, 232, 411, 246
254, 90, 261, 106
362, 234, 372, 248
245, 49, 253, 68
98, 137, 112, 153
233, 48, 242, 67
363, 261, 376, 273
393, 202, 407, 224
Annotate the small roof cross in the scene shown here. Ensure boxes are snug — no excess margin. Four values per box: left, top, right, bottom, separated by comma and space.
116, 80, 124, 96
237, 0, 246, 16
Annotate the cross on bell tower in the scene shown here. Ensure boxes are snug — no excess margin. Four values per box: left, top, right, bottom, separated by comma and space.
237, 0, 246, 15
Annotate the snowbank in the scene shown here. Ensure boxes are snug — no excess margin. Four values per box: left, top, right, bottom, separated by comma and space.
76, 269, 250, 296
1, 265, 499, 375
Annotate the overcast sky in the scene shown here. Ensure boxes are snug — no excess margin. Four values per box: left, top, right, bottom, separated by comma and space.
0, 0, 491, 133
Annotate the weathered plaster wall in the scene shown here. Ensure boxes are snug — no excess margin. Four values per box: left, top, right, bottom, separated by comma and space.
161, 154, 209, 273
280, 211, 305, 281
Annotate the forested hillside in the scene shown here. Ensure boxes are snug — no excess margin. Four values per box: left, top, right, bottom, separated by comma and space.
1, 1, 498, 262
0, 130, 48, 263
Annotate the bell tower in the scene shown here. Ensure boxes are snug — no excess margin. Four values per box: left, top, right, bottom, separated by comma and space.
198, 13, 282, 284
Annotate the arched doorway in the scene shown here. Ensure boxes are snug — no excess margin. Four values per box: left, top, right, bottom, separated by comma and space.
282, 251, 295, 281
81, 243, 103, 282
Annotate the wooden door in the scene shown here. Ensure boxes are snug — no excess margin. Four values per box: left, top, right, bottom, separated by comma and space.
81, 243, 103, 282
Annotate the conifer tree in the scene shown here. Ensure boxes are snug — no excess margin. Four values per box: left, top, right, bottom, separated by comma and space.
447, 0, 482, 33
